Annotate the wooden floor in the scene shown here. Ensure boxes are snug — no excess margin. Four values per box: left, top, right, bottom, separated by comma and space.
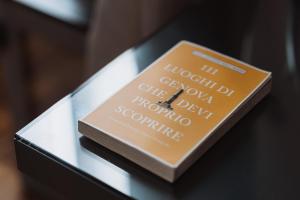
0, 33, 84, 200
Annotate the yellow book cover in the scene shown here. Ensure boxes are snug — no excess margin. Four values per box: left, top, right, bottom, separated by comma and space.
79, 41, 271, 182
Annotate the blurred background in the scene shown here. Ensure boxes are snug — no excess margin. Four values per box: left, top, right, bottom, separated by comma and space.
0, 0, 298, 199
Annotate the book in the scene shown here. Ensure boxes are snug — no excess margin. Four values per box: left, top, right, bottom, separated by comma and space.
78, 41, 272, 182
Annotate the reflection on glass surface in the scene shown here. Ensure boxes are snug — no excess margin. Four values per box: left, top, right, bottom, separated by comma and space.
21, 97, 78, 164
16, 49, 143, 197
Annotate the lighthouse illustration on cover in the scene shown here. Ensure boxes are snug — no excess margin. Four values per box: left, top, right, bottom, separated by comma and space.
157, 89, 184, 110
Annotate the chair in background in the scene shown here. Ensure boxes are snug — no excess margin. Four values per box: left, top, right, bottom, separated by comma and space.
0, 0, 94, 128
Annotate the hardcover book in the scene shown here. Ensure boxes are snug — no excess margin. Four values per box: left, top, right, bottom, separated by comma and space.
78, 41, 272, 182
